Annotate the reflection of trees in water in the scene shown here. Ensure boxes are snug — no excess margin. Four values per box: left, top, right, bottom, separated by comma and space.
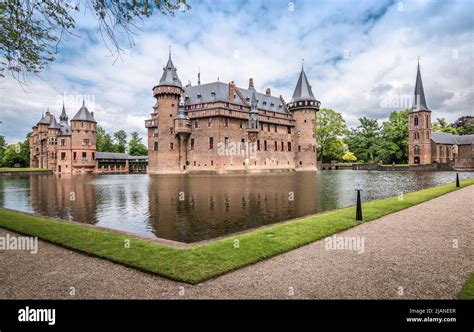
29, 174, 98, 224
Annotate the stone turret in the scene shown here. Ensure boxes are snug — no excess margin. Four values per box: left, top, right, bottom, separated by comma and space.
288, 64, 320, 170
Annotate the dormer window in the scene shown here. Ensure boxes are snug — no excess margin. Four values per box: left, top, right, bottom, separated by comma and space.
263, 101, 267, 106
278, 104, 282, 108
211, 91, 216, 97
270, 102, 274, 107
197, 93, 202, 98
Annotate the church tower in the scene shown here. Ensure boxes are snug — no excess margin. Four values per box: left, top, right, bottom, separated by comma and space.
147, 49, 184, 174
287, 65, 320, 171
408, 60, 432, 165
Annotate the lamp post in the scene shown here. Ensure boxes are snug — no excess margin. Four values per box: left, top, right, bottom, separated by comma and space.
456, 173, 460, 188
355, 189, 363, 221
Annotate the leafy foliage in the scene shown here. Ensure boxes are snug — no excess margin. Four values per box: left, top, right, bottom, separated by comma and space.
129, 131, 148, 156
432, 118, 459, 135
316, 108, 349, 162
0, 0, 190, 82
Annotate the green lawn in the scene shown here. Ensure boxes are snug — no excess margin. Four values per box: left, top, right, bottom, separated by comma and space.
0, 168, 48, 172
0, 178, 472, 284
458, 273, 474, 299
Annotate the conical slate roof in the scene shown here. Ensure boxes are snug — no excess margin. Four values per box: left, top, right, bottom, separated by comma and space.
38, 112, 51, 125
291, 68, 316, 102
159, 52, 182, 88
72, 100, 96, 122
411, 61, 430, 112
48, 115, 61, 129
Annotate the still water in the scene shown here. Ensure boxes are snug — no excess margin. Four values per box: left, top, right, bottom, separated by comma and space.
0, 171, 472, 243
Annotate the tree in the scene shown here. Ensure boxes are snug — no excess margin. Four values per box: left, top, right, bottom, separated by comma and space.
0, 0, 190, 82
128, 132, 148, 156
342, 151, 357, 162
0, 134, 7, 160
1, 144, 22, 166
345, 117, 384, 163
381, 109, 409, 164
432, 118, 458, 135
316, 108, 349, 163
113, 129, 127, 153
96, 125, 115, 152
18, 132, 31, 166
453, 116, 474, 135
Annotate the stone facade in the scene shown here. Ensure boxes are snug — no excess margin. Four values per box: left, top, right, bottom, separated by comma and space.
30, 102, 97, 174
408, 62, 474, 169
146, 54, 320, 174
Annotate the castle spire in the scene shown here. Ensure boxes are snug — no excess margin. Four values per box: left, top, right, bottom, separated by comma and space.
158, 47, 182, 88
412, 58, 430, 112
291, 66, 316, 102
60, 101, 68, 122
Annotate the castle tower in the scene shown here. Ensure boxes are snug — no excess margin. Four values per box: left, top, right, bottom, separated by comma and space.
70, 100, 97, 173
174, 95, 191, 172
147, 49, 184, 174
47, 115, 61, 171
287, 65, 320, 171
246, 91, 259, 141
408, 60, 432, 165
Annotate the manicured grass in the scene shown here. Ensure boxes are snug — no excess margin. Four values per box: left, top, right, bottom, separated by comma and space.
0, 168, 48, 172
0, 178, 473, 284
458, 273, 474, 299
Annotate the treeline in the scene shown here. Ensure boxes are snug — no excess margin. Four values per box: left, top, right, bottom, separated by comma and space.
318, 109, 473, 164
0, 133, 30, 167
97, 126, 148, 156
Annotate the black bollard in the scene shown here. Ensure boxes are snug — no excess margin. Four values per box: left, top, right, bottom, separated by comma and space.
456, 173, 460, 188
355, 189, 363, 221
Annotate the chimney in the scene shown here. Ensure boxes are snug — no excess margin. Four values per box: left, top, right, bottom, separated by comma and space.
229, 81, 235, 103
266, 88, 271, 96
91, 111, 94, 117
248, 78, 255, 90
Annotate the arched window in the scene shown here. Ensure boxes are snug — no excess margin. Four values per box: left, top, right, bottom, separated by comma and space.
414, 145, 420, 156
414, 116, 419, 127
414, 132, 419, 140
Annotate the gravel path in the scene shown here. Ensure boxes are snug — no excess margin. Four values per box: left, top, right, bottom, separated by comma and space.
1, 185, 472, 299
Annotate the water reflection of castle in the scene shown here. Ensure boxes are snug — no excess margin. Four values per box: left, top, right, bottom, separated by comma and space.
28, 174, 323, 243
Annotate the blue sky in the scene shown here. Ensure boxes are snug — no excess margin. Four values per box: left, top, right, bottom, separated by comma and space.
1, 0, 473, 144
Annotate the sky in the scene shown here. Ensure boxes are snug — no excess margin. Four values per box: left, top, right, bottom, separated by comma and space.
0, 0, 473, 144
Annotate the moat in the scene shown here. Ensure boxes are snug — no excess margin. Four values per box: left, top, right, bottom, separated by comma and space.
1, 171, 473, 243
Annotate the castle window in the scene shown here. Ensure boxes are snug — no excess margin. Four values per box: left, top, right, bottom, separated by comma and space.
414, 145, 420, 156
313, 145, 316, 152
170, 142, 174, 150
281, 142, 284, 151
209, 137, 214, 149
239, 120, 243, 129
264, 140, 267, 151
224, 137, 229, 149
260, 123, 264, 131
287, 142, 292, 152
211, 160, 214, 166
287, 127, 291, 134
267, 124, 270, 131
208, 118, 213, 127
61, 139, 65, 146
154, 142, 158, 151
191, 138, 195, 150
426, 132, 429, 139
224, 118, 229, 127
170, 127, 174, 134
274, 125, 277, 133
61, 152, 66, 161
82, 152, 87, 160
298, 145, 301, 152
257, 140, 260, 151
170, 114, 173, 117
274, 141, 278, 151
241, 138, 245, 149
414, 116, 419, 127
73, 152, 77, 160
194, 120, 199, 128
82, 139, 90, 146
92, 152, 95, 160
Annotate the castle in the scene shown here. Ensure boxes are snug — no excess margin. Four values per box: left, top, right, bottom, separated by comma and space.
145, 52, 320, 174
29, 102, 98, 174
408, 62, 474, 169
